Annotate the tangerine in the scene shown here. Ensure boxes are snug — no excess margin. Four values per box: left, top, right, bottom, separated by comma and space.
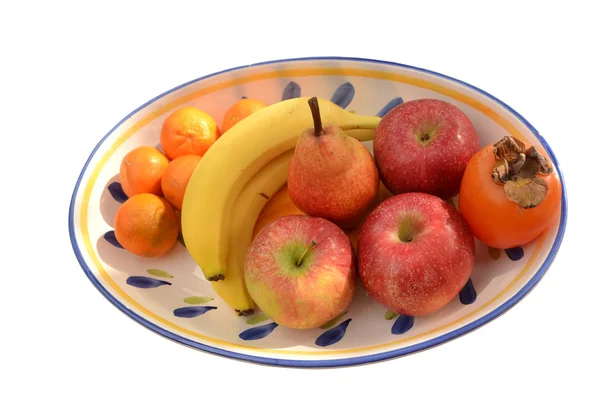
160, 106, 220, 160
114, 193, 179, 258
221, 98, 267, 134
161, 154, 202, 211
119, 146, 169, 197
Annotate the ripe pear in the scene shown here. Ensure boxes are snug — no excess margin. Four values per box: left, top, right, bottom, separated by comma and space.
287, 97, 380, 229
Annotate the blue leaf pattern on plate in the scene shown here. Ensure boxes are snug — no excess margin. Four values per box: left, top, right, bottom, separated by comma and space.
391, 314, 414, 335
459, 278, 477, 305
173, 306, 217, 318
330, 82, 355, 109
239, 322, 278, 340
104, 230, 123, 248
315, 319, 352, 347
377, 97, 404, 117
505, 247, 524, 261
126, 276, 172, 288
107, 182, 128, 203
281, 81, 301, 100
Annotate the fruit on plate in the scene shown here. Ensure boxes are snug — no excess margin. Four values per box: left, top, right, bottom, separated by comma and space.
160, 154, 202, 211
357, 192, 475, 316
458, 135, 561, 249
212, 150, 293, 315
245, 215, 356, 329
221, 98, 267, 134
160, 106, 220, 160
119, 146, 170, 197
114, 193, 179, 258
288, 97, 380, 229
253, 182, 394, 250
344, 182, 394, 249
252, 185, 306, 239
373, 98, 480, 199
181, 97, 380, 281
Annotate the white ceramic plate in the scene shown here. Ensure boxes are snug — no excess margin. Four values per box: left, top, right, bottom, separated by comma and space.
69, 57, 567, 368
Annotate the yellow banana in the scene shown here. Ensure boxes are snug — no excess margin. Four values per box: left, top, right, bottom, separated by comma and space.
211, 150, 293, 316
181, 97, 380, 281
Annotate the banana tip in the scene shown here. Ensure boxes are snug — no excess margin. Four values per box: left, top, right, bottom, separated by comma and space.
208, 274, 225, 282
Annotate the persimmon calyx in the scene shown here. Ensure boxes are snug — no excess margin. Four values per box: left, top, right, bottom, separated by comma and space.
491, 136, 554, 209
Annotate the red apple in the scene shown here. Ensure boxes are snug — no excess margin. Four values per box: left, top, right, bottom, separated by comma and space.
357, 192, 475, 316
373, 98, 480, 199
244, 215, 356, 329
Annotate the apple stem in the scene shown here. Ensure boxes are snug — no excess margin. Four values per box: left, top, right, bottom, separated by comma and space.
308, 97, 323, 137
296, 240, 317, 267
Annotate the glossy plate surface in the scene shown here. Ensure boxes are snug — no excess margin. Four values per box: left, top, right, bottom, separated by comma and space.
69, 57, 567, 368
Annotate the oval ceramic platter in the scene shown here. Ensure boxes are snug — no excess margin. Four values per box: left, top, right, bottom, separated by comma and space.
69, 57, 567, 368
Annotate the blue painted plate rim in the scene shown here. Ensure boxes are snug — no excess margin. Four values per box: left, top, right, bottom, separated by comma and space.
68, 56, 568, 368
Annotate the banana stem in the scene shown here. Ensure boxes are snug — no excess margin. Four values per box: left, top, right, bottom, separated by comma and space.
308, 97, 323, 137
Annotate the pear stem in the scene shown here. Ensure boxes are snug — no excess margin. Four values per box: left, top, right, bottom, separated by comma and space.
296, 240, 317, 267
308, 97, 323, 137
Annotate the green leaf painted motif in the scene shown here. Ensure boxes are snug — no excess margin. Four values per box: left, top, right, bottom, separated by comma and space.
488, 246, 501, 260
147, 269, 173, 278
245, 314, 270, 325
319, 311, 348, 329
184, 296, 214, 305
384, 310, 398, 320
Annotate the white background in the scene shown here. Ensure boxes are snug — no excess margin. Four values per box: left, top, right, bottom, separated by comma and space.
2, 1, 598, 399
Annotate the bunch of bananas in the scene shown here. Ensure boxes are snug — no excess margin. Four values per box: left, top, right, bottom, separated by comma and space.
180, 97, 381, 315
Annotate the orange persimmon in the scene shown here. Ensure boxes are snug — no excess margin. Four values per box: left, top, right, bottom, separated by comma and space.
458, 136, 561, 249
